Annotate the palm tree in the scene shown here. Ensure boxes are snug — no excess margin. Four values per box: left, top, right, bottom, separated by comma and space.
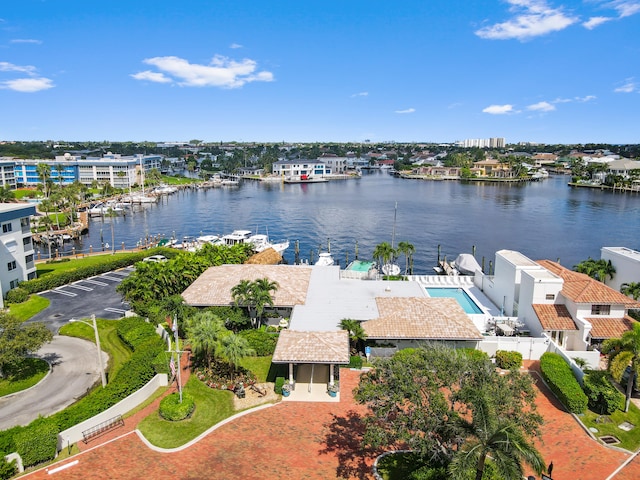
602, 322, 640, 412
621, 282, 640, 300
373, 242, 395, 271
220, 333, 255, 380
55, 164, 65, 187
36, 163, 52, 198
574, 258, 616, 283
449, 415, 545, 480
0, 185, 16, 203
231, 278, 279, 328
396, 241, 415, 275
338, 318, 367, 354
186, 312, 226, 368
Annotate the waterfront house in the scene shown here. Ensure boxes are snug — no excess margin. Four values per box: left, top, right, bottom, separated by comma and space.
271, 159, 330, 180
480, 250, 639, 353
600, 246, 640, 293
470, 159, 516, 178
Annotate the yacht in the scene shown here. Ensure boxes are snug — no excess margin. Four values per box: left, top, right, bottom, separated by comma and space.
315, 252, 335, 266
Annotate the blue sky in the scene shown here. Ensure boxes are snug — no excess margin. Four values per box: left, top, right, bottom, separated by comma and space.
1, 0, 639, 144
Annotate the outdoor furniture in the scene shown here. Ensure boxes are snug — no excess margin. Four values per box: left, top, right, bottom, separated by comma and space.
497, 323, 515, 336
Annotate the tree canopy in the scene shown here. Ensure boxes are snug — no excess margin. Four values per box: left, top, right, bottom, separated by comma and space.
354, 346, 544, 479
0, 312, 53, 378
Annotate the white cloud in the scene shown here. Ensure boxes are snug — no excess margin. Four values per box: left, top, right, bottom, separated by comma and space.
0, 77, 54, 92
475, 0, 578, 40
230, 43, 243, 49
130, 70, 172, 83
575, 95, 596, 102
10, 38, 43, 45
482, 104, 515, 114
614, 79, 637, 93
351, 91, 368, 97
395, 108, 415, 114
611, 0, 640, 18
582, 16, 613, 29
527, 101, 555, 111
0, 61, 36, 74
133, 55, 274, 89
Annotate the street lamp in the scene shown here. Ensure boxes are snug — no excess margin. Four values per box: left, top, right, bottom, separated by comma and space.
70, 314, 106, 387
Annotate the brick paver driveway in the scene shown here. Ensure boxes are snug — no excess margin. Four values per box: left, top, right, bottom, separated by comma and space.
25, 363, 638, 480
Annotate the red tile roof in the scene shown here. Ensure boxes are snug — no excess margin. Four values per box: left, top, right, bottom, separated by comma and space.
588, 316, 637, 339
536, 260, 640, 307
533, 304, 577, 331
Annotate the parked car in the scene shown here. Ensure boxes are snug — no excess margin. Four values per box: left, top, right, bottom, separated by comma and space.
143, 255, 167, 263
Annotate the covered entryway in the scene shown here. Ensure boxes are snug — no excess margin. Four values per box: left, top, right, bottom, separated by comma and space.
272, 330, 350, 402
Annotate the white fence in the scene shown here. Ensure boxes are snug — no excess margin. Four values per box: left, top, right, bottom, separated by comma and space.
478, 336, 549, 360
57, 373, 168, 452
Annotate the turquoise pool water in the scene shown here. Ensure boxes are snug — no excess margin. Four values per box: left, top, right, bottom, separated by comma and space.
425, 287, 483, 314
346, 260, 375, 272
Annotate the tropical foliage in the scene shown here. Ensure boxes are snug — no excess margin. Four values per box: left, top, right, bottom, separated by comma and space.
573, 257, 616, 283
338, 318, 367, 354
354, 346, 545, 479
602, 322, 640, 412
621, 282, 640, 301
231, 277, 279, 328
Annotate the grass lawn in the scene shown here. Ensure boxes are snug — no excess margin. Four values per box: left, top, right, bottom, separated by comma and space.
239, 356, 274, 383
59, 319, 132, 380
581, 402, 640, 451
0, 357, 50, 397
137, 375, 235, 448
7, 294, 50, 322
35, 252, 138, 277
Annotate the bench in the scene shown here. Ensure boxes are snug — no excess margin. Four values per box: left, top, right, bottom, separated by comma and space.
82, 415, 125, 444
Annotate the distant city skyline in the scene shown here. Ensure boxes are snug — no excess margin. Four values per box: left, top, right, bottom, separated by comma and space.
1, 1, 639, 144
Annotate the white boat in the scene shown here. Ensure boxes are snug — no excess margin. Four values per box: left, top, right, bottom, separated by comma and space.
221, 229, 290, 254
153, 184, 178, 195
88, 202, 124, 216
382, 263, 401, 276
221, 179, 240, 186
315, 252, 335, 266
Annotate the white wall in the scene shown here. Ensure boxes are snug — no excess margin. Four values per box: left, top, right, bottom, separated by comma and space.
57, 374, 168, 452
478, 336, 549, 360
601, 247, 640, 293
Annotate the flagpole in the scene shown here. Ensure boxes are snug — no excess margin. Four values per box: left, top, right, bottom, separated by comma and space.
173, 314, 183, 403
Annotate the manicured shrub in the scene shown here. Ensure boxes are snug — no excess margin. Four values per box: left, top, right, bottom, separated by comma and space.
5, 287, 29, 304
495, 350, 523, 370
239, 327, 278, 356
274, 376, 285, 394
349, 355, 363, 369
540, 352, 588, 414
13, 421, 58, 467
0, 457, 17, 480
159, 392, 195, 421
583, 371, 625, 414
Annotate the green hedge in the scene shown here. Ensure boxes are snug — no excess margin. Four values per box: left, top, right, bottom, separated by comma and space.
117, 317, 158, 350
495, 350, 523, 370
274, 376, 285, 394
540, 352, 588, 414
349, 355, 363, 369
5, 287, 29, 303
583, 371, 625, 414
0, 319, 167, 467
13, 421, 58, 467
239, 327, 278, 356
18, 249, 174, 295
159, 392, 195, 421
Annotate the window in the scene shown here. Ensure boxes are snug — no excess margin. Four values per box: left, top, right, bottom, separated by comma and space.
9, 279, 19, 289
545, 294, 555, 300
20, 217, 30, 228
25, 254, 34, 264
7, 260, 16, 271
591, 304, 611, 315
2, 223, 12, 233
23, 236, 32, 246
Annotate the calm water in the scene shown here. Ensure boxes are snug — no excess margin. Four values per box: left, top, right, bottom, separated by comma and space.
40, 172, 640, 274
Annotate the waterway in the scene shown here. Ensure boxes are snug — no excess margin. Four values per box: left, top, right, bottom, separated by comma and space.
37, 172, 640, 274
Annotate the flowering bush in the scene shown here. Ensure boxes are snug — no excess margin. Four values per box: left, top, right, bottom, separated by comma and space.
194, 361, 257, 392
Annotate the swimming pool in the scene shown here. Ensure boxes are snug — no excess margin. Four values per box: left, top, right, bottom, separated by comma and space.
346, 260, 375, 272
425, 287, 484, 314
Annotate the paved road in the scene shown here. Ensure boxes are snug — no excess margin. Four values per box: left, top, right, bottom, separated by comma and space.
0, 336, 108, 430
28, 267, 133, 332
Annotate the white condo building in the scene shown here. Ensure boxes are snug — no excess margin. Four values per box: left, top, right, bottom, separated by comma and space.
0, 203, 37, 308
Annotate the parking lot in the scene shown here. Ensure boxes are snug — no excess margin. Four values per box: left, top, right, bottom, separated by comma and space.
27, 267, 134, 332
